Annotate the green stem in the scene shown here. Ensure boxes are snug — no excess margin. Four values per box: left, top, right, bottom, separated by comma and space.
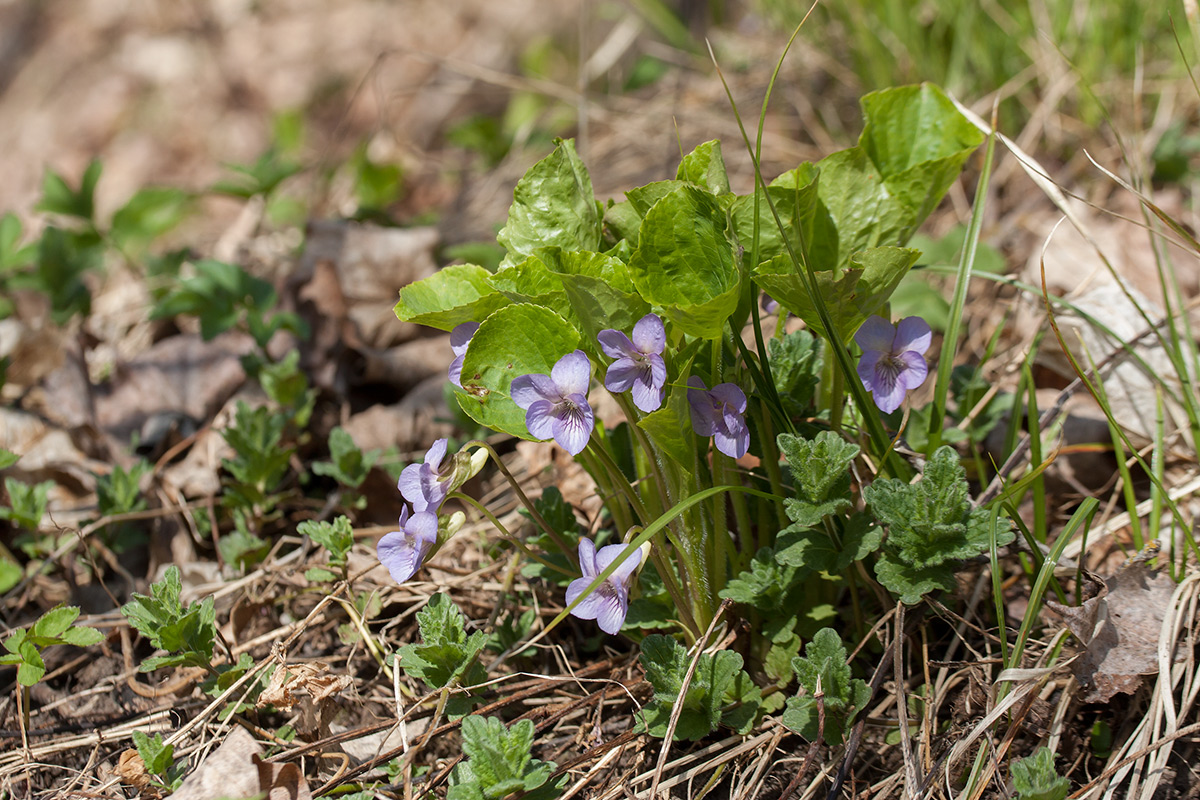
449, 492, 575, 577
466, 440, 574, 560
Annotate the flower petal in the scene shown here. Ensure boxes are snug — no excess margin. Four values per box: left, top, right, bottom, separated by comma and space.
893, 316, 932, 356
596, 543, 641, 584
870, 368, 906, 413
593, 592, 628, 635
630, 375, 663, 412
568, 585, 609, 623
604, 358, 640, 393
377, 531, 425, 583
856, 350, 885, 391
405, 510, 440, 544
551, 350, 592, 396
552, 396, 594, 455
714, 422, 750, 459
510, 373, 559, 409
576, 537, 598, 576
397, 463, 432, 510
448, 355, 465, 388
687, 377, 716, 436
450, 322, 480, 356
854, 315, 896, 354
895, 350, 928, 391
710, 383, 747, 414
524, 399, 557, 440
597, 329, 637, 361
424, 439, 448, 471
631, 314, 665, 355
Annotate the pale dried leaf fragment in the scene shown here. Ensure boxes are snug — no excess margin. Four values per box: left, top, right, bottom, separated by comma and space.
258, 661, 353, 737
116, 748, 155, 797
1045, 563, 1178, 702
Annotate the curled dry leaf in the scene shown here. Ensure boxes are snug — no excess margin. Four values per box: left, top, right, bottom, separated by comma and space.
1045, 562, 1179, 703
258, 661, 353, 737
116, 748, 155, 798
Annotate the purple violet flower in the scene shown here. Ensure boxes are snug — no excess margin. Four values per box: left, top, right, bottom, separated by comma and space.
854, 315, 931, 414
761, 293, 780, 315
510, 350, 595, 456
565, 538, 642, 635
687, 377, 750, 459
448, 322, 480, 388
376, 505, 438, 583
598, 313, 667, 412
398, 438, 451, 513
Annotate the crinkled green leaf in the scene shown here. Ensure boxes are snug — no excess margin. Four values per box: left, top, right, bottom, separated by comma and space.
873, 552, 959, 605
865, 446, 1013, 571
732, 163, 820, 268
397, 594, 487, 690
776, 512, 882, 573
121, 565, 217, 671
449, 716, 562, 800
311, 427, 376, 488
767, 329, 822, 418
456, 304, 580, 439
497, 138, 601, 265
628, 185, 741, 339
394, 263, 510, 332
776, 431, 859, 527
537, 247, 650, 349
783, 628, 870, 743
133, 730, 175, 777
637, 634, 755, 741
754, 246, 920, 344
719, 547, 808, 612
298, 515, 355, 568
676, 140, 731, 195
637, 364, 697, 471
625, 180, 687, 217
603, 199, 643, 244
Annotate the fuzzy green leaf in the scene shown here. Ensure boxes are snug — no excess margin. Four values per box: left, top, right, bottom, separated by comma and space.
121, 565, 217, 671
298, 515, 355, 568
776, 512, 882, 573
777, 431, 860, 528
1011, 747, 1069, 800
865, 446, 1013, 570
637, 635, 758, 740
783, 628, 870, 743
133, 730, 176, 777
311, 427, 376, 488
767, 329, 822, 418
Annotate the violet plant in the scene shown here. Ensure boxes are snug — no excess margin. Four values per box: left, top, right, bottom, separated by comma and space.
385, 84, 1013, 741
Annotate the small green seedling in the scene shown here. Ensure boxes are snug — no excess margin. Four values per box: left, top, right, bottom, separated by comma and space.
121, 565, 218, 672
1, 606, 105, 736
1010, 747, 1069, 800
637, 634, 761, 740
1, 605, 105, 686
132, 730, 185, 792
782, 628, 870, 744
446, 715, 565, 800
396, 593, 487, 719
299, 515, 355, 582
312, 428, 377, 491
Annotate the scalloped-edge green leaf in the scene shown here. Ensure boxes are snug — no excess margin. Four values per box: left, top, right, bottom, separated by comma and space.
497, 138, 601, 265
629, 184, 741, 339
394, 264, 510, 331
456, 304, 580, 439
753, 246, 920, 344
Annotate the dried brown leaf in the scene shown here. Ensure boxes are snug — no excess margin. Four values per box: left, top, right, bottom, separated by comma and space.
1046, 563, 1177, 702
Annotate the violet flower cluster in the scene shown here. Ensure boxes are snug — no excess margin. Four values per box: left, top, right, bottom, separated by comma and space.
377, 310, 758, 638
